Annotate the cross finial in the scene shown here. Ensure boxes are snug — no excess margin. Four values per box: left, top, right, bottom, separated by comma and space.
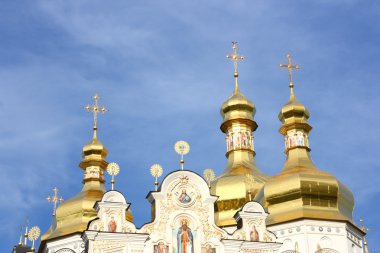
280, 53, 300, 97
360, 218, 370, 233
47, 187, 63, 216
360, 218, 370, 253
85, 94, 107, 136
226, 42, 245, 92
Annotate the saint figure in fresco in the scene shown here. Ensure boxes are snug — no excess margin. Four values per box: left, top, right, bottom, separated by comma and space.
250, 225, 259, 242
155, 242, 168, 253
178, 189, 191, 203
108, 216, 117, 232
177, 220, 194, 253
297, 132, 304, 146
289, 134, 296, 147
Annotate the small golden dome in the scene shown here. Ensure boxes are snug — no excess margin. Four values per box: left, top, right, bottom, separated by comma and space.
79, 130, 108, 174
220, 86, 256, 132
279, 94, 310, 124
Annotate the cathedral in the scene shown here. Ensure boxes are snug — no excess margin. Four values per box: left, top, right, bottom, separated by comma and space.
13, 43, 369, 253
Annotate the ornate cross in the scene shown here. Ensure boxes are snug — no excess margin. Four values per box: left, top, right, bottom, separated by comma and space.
226, 42, 245, 78
47, 187, 63, 216
280, 53, 300, 89
85, 94, 107, 130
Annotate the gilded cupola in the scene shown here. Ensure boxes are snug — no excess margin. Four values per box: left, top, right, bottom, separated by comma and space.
40, 95, 132, 250
255, 54, 354, 226
211, 42, 268, 227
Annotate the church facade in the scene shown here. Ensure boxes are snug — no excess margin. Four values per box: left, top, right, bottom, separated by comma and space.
31, 44, 367, 253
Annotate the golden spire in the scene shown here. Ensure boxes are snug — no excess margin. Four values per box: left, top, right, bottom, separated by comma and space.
47, 187, 63, 216
80, 93, 109, 179
360, 218, 370, 253
226, 41, 245, 92
280, 53, 300, 100
85, 94, 107, 139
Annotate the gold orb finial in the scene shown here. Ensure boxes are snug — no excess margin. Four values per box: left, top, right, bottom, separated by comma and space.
203, 168, 216, 188
150, 164, 163, 191
28, 226, 40, 252
107, 162, 120, 190
174, 141, 190, 170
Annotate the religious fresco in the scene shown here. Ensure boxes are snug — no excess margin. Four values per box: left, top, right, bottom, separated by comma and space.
226, 130, 253, 152
108, 216, 117, 232
178, 189, 192, 204
154, 242, 169, 253
249, 225, 259, 242
284, 131, 309, 149
175, 219, 194, 253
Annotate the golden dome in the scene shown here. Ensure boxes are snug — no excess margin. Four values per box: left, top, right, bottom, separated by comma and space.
40, 129, 108, 243
220, 85, 256, 130
255, 61, 354, 225
278, 93, 310, 126
211, 42, 268, 227
40, 128, 133, 248
255, 161, 354, 225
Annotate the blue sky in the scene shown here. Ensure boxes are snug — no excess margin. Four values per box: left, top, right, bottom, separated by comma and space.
0, 0, 379, 251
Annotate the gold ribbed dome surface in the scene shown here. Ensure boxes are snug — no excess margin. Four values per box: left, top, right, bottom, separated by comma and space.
220, 87, 256, 124
278, 95, 310, 125
255, 148, 354, 225
211, 160, 268, 226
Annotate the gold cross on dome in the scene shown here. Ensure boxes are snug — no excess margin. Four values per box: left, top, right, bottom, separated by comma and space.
360, 218, 370, 233
226, 42, 245, 78
85, 94, 107, 130
47, 187, 63, 216
280, 53, 300, 89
